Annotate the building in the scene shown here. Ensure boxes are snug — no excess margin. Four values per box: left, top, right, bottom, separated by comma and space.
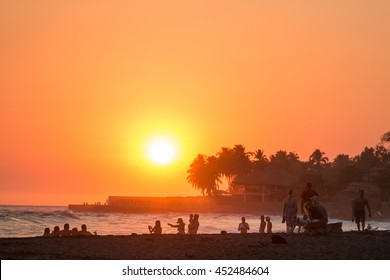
233, 168, 298, 203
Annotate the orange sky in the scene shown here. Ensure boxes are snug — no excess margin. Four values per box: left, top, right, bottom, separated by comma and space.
1, 1, 389, 205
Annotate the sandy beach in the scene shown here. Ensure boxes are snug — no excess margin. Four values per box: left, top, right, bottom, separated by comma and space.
1, 231, 389, 260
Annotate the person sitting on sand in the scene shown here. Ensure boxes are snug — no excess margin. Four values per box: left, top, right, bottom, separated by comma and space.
304, 196, 328, 233
238, 217, 250, 234
168, 218, 185, 234
51, 226, 60, 236
43, 227, 51, 237
266, 216, 272, 233
352, 189, 371, 231
59, 223, 72, 236
188, 214, 200, 234
148, 220, 162, 235
79, 224, 93, 236
259, 215, 266, 233
71, 227, 79, 236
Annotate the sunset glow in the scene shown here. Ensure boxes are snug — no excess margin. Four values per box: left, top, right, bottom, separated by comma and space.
147, 139, 176, 165
0, 1, 389, 206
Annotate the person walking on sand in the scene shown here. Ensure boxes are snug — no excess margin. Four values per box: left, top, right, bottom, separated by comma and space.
259, 215, 266, 233
352, 189, 371, 231
283, 189, 298, 234
301, 182, 319, 215
238, 217, 250, 234
168, 218, 185, 234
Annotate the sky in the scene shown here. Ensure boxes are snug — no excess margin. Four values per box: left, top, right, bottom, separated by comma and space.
1, 0, 389, 205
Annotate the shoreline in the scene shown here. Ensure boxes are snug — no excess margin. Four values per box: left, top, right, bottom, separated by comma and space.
1, 231, 390, 260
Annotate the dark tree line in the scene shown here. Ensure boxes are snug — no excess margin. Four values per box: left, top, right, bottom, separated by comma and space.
187, 132, 390, 200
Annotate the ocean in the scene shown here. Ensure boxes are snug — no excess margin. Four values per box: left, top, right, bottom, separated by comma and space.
1, 205, 389, 238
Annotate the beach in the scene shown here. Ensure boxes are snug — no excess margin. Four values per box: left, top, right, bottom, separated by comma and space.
1, 231, 389, 260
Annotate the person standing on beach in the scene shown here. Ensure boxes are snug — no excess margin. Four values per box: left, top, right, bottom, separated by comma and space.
259, 215, 266, 233
352, 189, 371, 231
188, 214, 199, 234
238, 217, 250, 234
266, 216, 272, 233
301, 182, 319, 215
283, 189, 298, 234
188, 214, 193, 233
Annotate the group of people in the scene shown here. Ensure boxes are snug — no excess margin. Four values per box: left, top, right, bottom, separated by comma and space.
235, 182, 331, 234
43, 184, 372, 237
238, 182, 371, 234
43, 223, 94, 237
281, 182, 329, 234
149, 213, 200, 235
238, 215, 272, 234
281, 182, 372, 233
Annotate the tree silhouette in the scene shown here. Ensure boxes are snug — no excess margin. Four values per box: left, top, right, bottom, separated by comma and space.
251, 149, 268, 172
187, 154, 221, 196
308, 149, 329, 172
187, 132, 390, 198
381, 131, 390, 146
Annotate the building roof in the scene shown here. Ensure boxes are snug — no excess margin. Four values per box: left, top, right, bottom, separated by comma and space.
233, 168, 297, 187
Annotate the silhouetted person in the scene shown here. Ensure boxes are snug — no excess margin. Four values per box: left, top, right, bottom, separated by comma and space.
71, 227, 79, 236
305, 196, 328, 233
79, 224, 93, 236
168, 218, 185, 234
352, 189, 371, 231
266, 216, 272, 233
51, 226, 60, 236
148, 220, 162, 235
188, 214, 193, 233
188, 214, 199, 234
259, 215, 266, 233
283, 189, 298, 234
59, 223, 72, 236
238, 217, 250, 234
301, 182, 319, 215
43, 227, 51, 237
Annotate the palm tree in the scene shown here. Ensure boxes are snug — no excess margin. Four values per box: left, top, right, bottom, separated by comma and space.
308, 149, 329, 172
217, 145, 252, 194
269, 150, 289, 170
231, 144, 252, 176
216, 147, 235, 186
381, 131, 390, 146
187, 154, 221, 196
251, 149, 268, 172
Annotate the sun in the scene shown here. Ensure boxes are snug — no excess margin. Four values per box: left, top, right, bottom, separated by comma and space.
147, 139, 176, 165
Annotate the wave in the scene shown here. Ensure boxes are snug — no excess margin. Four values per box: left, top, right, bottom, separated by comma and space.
0, 207, 80, 221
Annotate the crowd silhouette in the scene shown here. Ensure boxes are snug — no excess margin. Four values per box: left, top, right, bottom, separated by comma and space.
42, 185, 373, 237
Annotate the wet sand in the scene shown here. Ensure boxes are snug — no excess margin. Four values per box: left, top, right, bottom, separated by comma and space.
1, 231, 389, 260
